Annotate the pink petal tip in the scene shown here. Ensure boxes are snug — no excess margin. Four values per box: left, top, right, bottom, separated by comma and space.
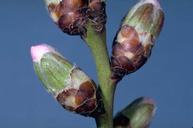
30, 44, 55, 62
142, 0, 161, 9
142, 97, 156, 106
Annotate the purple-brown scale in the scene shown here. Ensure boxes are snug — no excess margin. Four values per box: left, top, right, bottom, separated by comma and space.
56, 80, 98, 116
111, 25, 147, 80
87, 0, 107, 32
48, 0, 89, 35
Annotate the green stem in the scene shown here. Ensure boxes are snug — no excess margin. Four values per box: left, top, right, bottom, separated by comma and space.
83, 24, 116, 128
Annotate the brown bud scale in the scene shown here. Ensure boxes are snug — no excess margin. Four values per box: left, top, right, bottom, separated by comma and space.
58, 10, 88, 35
55, 67, 98, 116
47, 0, 107, 36
111, 25, 149, 80
48, 0, 88, 35
114, 114, 131, 128
87, 0, 107, 32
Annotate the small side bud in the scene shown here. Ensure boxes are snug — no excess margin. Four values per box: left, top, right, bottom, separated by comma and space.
45, 0, 88, 35
87, 0, 107, 32
31, 44, 98, 116
114, 97, 156, 128
111, 0, 164, 81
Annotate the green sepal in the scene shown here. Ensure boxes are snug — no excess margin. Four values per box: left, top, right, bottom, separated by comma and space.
123, 3, 164, 38
34, 52, 73, 95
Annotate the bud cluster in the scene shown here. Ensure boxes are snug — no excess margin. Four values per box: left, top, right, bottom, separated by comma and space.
45, 0, 106, 36
31, 0, 165, 125
111, 0, 164, 80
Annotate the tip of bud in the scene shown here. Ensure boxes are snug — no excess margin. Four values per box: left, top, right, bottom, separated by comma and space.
141, 0, 161, 9
142, 97, 156, 106
142, 97, 157, 116
30, 44, 55, 62
44, 0, 61, 6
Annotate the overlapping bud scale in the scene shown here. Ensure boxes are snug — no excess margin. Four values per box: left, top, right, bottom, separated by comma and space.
45, 0, 106, 36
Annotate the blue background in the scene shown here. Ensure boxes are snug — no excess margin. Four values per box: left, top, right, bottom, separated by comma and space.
0, 0, 193, 127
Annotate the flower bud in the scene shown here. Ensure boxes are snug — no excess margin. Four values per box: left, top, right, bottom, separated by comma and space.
111, 0, 164, 80
114, 97, 156, 128
31, 44, 98, 116
44, 0, 107, 36
45, 0, 88, 35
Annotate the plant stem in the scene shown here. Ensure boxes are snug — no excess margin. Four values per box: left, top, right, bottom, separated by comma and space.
83, 24, 116, 128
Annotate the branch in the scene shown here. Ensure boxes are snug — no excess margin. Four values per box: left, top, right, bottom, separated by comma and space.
83, 23, 116, 128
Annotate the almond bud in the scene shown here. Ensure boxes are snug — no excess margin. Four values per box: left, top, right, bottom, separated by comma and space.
31, 44, 98, 116
45, 0, 88, 35
114, 97, 156, 128
44, 0, 107, 36
111, 0, 164, 80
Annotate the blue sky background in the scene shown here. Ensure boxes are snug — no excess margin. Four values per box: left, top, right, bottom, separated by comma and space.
0, 0, 193, 127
